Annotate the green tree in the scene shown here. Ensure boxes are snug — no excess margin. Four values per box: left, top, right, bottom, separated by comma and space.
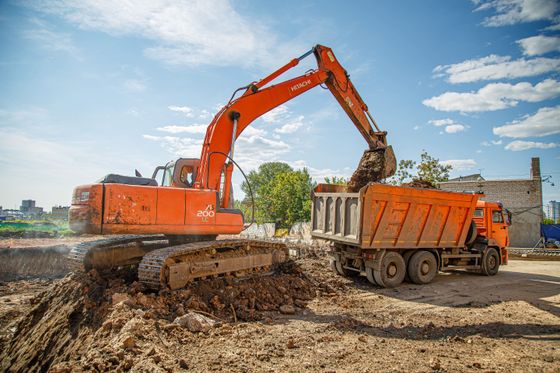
324, 176, 348, 185
268, 168, 315, 228
239, 162, 315, 226
388, 150, 452, 185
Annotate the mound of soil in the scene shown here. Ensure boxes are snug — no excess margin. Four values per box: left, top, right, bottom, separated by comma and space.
0, 262, 315, 372
401, 179, 437, 189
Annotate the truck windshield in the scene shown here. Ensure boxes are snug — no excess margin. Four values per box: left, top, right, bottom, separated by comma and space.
474, 208, 484, 217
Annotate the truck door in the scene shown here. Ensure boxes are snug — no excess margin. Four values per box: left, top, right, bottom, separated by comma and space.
491, 209, 509, 248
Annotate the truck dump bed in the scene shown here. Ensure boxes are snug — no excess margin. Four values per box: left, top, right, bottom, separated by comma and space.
311, 183, 480, 249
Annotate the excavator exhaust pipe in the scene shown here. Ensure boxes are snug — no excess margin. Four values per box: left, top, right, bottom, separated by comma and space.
347, 145, 397, 192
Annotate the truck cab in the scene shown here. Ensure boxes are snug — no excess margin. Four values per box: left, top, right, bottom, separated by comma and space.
473, 200, 511, 264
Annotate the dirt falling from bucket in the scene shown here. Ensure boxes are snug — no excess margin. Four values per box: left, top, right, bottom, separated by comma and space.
347, 149, 393, 192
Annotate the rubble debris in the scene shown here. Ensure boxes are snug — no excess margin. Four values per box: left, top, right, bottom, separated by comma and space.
174, 311, 217, 333
0, 261, 314, 372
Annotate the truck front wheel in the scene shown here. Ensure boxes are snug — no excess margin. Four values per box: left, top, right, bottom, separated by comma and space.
481, 247, 500, 276
331, 259, 357, 277
408, 251, 437, 284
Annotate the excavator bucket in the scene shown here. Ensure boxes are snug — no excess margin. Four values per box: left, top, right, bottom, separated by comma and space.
347, 146, 397, 192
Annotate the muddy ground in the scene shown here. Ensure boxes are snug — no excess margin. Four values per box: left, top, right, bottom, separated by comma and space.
0, 239, 559, 372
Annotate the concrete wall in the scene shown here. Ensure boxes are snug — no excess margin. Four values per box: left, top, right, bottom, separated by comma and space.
239, 223, 276, 238
439, 158, 543, 247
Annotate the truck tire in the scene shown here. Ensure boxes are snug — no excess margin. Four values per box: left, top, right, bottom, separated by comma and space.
481, 247, 500, 276
365, 267, 377, 285
373, 252, 406, 288
402, 250, 415, 282
408, 250, 437, 285
331, 259, 357, 277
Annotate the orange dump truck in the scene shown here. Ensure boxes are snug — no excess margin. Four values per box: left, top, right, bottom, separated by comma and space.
311, 183, 510, 287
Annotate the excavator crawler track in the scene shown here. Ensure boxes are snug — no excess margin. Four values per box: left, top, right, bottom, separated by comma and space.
67, 235, 170, 272
138, 239, 289, 290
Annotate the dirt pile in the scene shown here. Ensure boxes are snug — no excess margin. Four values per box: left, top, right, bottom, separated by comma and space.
401, 179, 437, 189
0, 262, 315, 372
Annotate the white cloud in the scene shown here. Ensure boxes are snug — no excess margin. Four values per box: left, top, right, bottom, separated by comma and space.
286, 160, 352, 181
274, 116, 305, 134
429, 118, 455, 126
156, 124, 207, 134
198, 109, 211, 119
429, 118, 469, 133
23, 18, 81, 60
423, 78, 560, 112
474, 0, 559, 27
433, 54, 560, 83
27, 0, 304, 68
143, 134, 203, 157
493, 106, 560, 138
261, 105, 290, 123
517, 35, 560, 56
123, 79, 146, 92
504, 140, 559, 151
168, 105, 194, 117
445, 124, 467, 133
441, 159, 477, 170
240, 127, 266, 137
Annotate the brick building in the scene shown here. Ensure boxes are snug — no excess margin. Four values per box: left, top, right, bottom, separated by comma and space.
439, 158, 543, 248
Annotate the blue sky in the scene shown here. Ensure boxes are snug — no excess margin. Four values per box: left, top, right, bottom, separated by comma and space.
1, 0, 559, 210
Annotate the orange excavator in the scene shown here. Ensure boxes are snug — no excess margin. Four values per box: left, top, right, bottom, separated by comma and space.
68, 45, 396, 290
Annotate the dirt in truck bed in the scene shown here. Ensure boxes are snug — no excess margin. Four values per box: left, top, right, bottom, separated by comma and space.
1, 241, 559, 372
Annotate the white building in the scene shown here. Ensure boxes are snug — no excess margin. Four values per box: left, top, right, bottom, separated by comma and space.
546, 200, 560, 223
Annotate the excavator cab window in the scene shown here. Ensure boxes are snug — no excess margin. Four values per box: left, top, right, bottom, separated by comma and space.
162, 162, 175, 187
179, 165, 194, 187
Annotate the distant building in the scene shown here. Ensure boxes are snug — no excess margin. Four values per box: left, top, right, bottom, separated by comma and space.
440, 157, 543, 248
448, 174, 485, 182
0, 209, 24, 220
546, 200, 560, 223
51, 206, 70, 220
19, 199, 43, 217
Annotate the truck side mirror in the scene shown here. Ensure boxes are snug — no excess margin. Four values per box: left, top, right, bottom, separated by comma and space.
506, 210, 512, 226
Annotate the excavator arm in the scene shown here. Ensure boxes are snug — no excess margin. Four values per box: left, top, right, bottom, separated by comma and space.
195, 44, 396, 207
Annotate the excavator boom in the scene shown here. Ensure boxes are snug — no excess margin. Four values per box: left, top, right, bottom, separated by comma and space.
197, 45, 396, 205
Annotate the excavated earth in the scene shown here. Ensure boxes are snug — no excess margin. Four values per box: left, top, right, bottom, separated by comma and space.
1, 240, 559, 372
347, 149, 389, 192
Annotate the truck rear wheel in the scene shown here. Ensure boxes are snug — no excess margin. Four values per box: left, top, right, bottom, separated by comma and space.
373, 252, 405, 288
481, 247, 500, 276
408, 250, 437, 285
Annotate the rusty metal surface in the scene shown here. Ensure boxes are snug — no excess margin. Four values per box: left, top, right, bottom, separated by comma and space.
138, 239, 289, 290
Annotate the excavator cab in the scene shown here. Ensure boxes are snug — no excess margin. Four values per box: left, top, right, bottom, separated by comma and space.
152, 158, 201, 188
